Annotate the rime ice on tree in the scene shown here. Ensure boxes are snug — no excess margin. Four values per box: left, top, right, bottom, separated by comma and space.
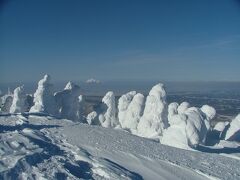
137, 83, 168, 138
10, 86, 28, 113
30, 74, 58, 116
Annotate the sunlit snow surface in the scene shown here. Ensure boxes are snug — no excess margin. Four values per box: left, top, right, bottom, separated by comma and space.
1, 114, 240, 180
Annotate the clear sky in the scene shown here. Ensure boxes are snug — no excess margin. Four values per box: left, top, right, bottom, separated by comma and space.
1, 0, 240, 83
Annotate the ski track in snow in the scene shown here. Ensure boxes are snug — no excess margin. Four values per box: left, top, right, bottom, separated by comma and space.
0, 115, 240, 180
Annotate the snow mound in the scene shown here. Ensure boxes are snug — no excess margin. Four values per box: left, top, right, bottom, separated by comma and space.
30, 74, 58, 116
137, 83, 168, 138
225, 114, 240, 141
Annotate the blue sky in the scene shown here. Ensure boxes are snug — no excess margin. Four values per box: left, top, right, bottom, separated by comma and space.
1, 0, 240, 82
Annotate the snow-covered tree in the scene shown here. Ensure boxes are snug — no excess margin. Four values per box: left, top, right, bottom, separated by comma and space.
162, 103, 215, 149
30, 74, 58, 116
122, 93, 145, 132
200, 105, 216, 131
0, 95, 13, 113
55, 81, 85, 121
86, 111, 99, 125
225, 114, 240, 141
185, 107, 208, 148
118, 91, 136, 128
162, 102, 189, 149
137, 83, 168, 138
10, 86, 28, 113
177, 102, 190, 114
99, 91, 118, 128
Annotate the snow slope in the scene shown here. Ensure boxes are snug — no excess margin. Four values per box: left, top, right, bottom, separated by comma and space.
1, 115, 240, 179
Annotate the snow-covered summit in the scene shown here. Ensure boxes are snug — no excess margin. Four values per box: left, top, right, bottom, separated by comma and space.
86, 78, 100, 84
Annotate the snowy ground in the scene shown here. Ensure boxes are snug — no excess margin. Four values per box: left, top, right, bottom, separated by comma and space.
1, 114, 240, 180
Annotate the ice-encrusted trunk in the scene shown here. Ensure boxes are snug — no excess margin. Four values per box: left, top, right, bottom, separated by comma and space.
10, 86, 28, 113
137, 83, 168, 138
30, 74, 58, 116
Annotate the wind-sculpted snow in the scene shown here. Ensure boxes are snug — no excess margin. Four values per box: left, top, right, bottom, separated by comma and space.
30, 75, 58, 116
137, 83, 168, 138
10, 86, 28, 113
1, 115, 240, 179
225, 114, 240, 141
0, 115, 143, 180
55, 82, 85, 122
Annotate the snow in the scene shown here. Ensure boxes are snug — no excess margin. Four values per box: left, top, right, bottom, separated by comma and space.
177, 102, 190, 114
1, 77, 240, 179
99, 91, 118, 128
86, 111, 98, 125
118, 91, 136, 128
123, 93, 145, 132
185, 107, 208, 148
118, 91, 145, 132
161, 103, 189, 149
162, 103, 215, 150
0, 94, 13, 113
214, 121, 229, 132
225, 114, 240, 141
10, 86, 28, 113
137, 83, 168, 138
1, 115, 239, 179
55, 81, 84, 122
30, 75, 58, 116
